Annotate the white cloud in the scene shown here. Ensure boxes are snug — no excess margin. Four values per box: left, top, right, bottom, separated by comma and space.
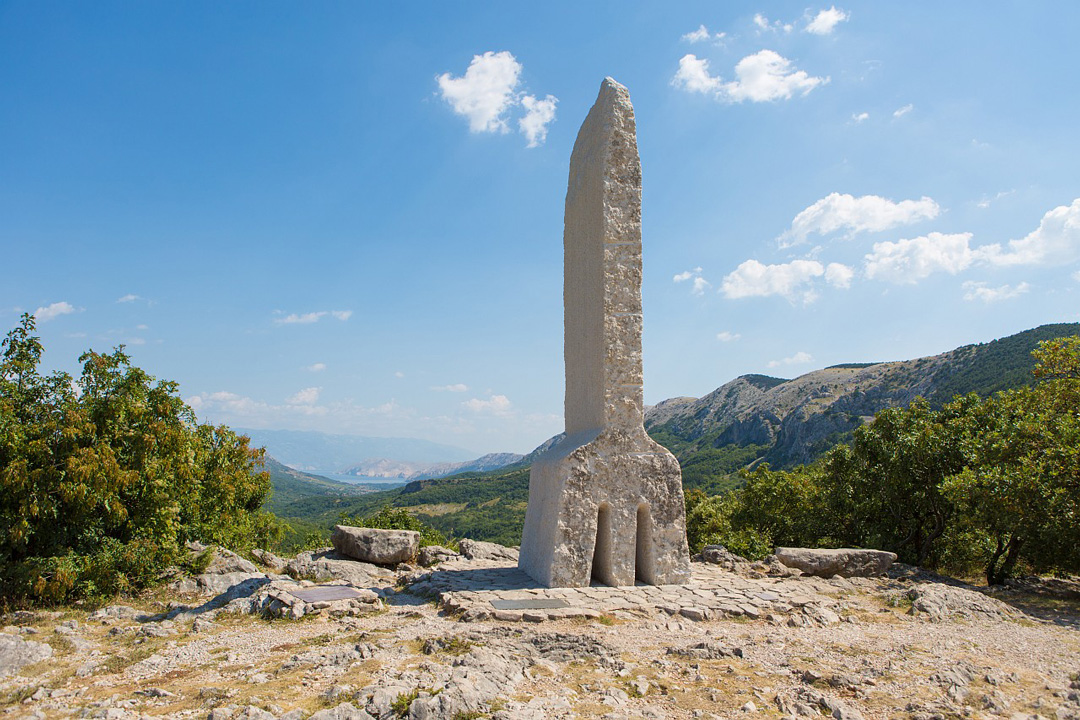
287, 387, 321, 406
982, 198, 1080, 266
976, 189, 1015, 209
673, 267, 711, 296
433, 383, 469, 392
437, 50, 557, 148
722, 50, 826, 102
394, 371, 405, 378
307, 363, 327, 372
34, 301, 77, 322
754, 13, 794, 33
962, 281, 1030, 303
824, 262, 855, 288
716, 331, 741, 342
674, 50, 826, 103
519, 94, 557, 148
683, 25, 710, 43
805, 6, 850, 35
136, 324, 148, 330
274, 310, 352, 325
721, 259, 826, 303
437, 51, 521, 134
462, 394, 513, 415
780, 192, 940, 246
768, 351, 814, 368
117, 294, 140, 303
864, 232, 979, 284
852, 111, 869, 123
893, 103, 913, 118
672, 55, 722, 94
1073, 270, 1080, 282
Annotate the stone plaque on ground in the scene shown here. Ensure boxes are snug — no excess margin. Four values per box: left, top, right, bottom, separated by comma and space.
288, 586, 367, 603
519, 78, 692, 588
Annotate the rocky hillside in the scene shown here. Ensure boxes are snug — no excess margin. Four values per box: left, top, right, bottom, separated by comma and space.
2, 542, 1078, 719
338, 452, 525, 482
645, 322, 1080, 485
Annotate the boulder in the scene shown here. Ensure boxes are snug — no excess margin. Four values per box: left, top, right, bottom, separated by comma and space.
332, 525, 419, 564
775, 547, 896, 578
202, 547, 260, 575
458, 538, 518, 562
417, 545, 459, 567
0, 634, 53, 678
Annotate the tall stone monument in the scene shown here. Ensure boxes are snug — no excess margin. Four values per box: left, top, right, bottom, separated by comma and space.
519, 78, 692, 588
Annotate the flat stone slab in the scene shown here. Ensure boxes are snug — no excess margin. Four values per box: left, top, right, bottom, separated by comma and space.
411, 558, 841, 625
288, 586, 367, 603
490, 598, 570, 611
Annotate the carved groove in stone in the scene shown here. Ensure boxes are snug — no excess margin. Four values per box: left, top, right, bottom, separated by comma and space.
518, 78, 692, 588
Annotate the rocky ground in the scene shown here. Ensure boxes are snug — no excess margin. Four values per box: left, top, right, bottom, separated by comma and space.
2, 543, 1078, 720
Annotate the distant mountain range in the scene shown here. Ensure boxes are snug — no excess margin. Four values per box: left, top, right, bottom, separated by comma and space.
264, 322, 1080, 545
644, 322, 1080, 490
336, 453, 525, 481
236, 428, 478, 475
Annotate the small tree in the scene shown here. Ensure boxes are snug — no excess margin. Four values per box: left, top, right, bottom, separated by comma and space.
0, 314, 279, 603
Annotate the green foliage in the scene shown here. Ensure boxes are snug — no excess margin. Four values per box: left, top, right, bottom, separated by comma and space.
342, 506, 453, 549
0, 314, 278, 604
687, 334, 1080, 584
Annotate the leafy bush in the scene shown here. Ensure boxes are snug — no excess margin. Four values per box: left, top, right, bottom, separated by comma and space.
0, 314, 280, 604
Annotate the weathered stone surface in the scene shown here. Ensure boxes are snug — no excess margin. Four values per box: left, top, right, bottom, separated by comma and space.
519, 78, 690, 588
417, 544, 459, 566
202, 546, 260, 575
331, 525, 419, 564
286, 548, 393, 586
775, 547, 897, 577
0, 633, 53, 677
459, 538, 518, 561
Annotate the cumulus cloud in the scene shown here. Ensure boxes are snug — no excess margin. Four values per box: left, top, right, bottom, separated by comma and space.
682, 24, 726, 44
519, 94, 558, 148
716, 331, 741, 342
805, 6, 850, 34
462, 394, 512, 415
721, 259, 826, 303
864, 232, 979, 284
274, 310, 352, 325
674, 50, 827, 103
780, 192, 940, 246
117, 294, 140, 303
307, 363, 327, 372
673, 267, 711, 296
287, 387, 321, 406
437, 50, 557, 147
768, 351, 814, 368
962, 281, 1030, 303
852, 111, 868, 123
34, 301, 77, 322
825, 262, 855, 288
893, 103, 913, 118
433, 383, 469, 392
982, 198, 1080, 266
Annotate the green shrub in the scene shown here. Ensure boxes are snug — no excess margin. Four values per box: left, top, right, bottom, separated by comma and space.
0, 314, 281, 604
342, 505, 453, 549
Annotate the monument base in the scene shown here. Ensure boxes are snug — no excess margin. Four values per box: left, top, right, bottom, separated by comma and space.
519, 427, 692, 588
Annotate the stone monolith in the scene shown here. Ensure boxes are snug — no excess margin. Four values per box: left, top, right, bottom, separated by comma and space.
519, 78, 691, 588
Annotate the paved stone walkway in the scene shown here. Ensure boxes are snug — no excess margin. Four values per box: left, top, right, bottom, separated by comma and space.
406, 560, 843, 625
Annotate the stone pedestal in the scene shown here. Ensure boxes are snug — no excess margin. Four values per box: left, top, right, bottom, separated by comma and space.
519, 78, 691, 588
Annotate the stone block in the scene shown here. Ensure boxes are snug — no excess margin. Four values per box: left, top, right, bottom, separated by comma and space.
331, 525, 419, 565
774, 547, 897, 578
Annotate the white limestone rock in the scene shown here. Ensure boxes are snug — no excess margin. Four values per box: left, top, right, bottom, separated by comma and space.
331, 525, 419, 565
775, 547, 897, 578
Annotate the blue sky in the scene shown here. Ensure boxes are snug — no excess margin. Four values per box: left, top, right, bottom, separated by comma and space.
3, 2, 1078, 456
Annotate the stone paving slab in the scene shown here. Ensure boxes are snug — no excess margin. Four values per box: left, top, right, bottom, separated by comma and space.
405, 559, 844, 625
